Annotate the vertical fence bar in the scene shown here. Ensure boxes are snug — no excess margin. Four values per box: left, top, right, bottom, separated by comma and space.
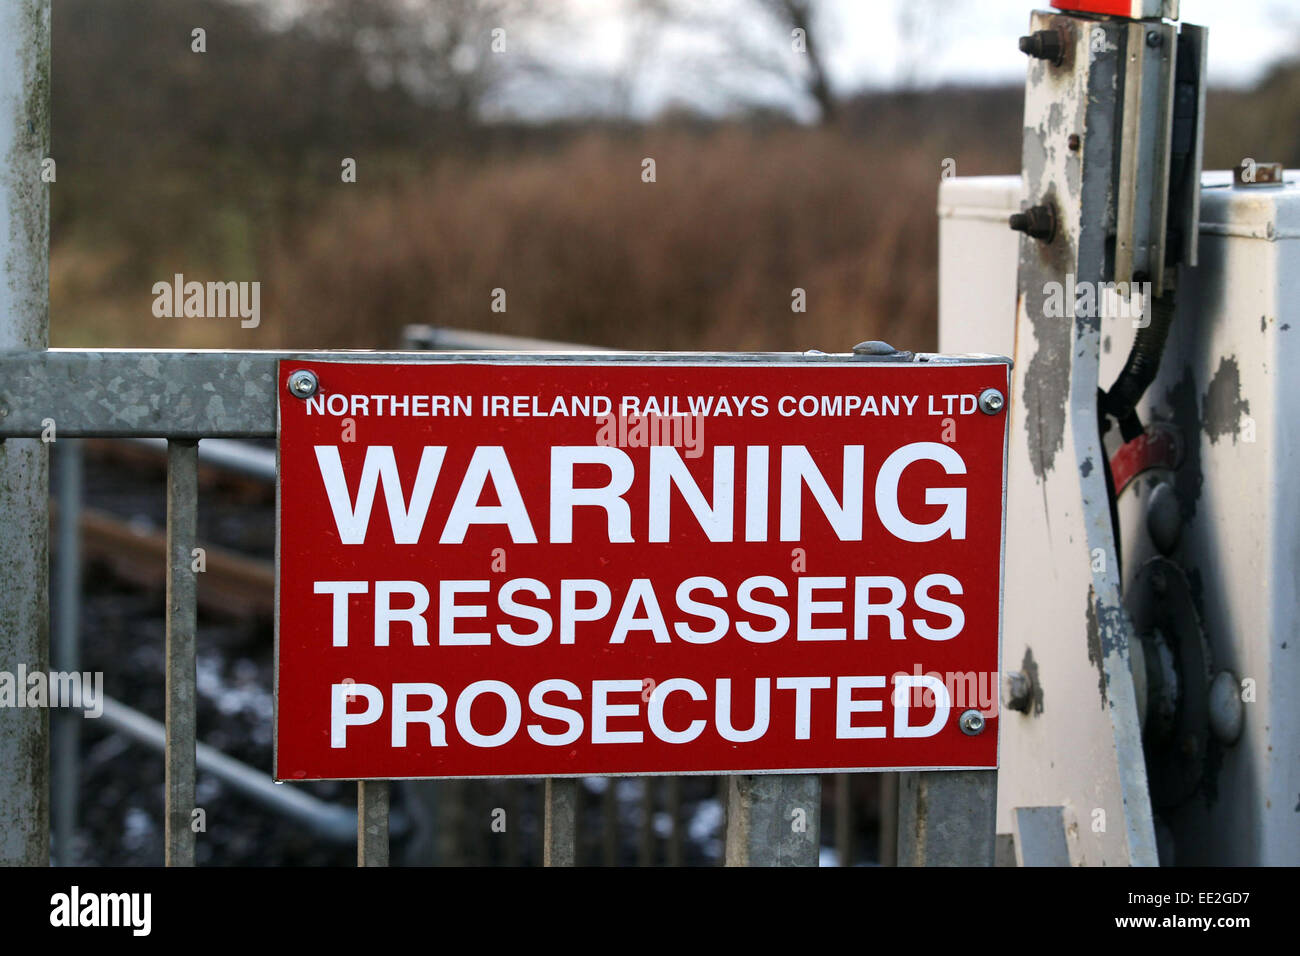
725, 775, 820, 867
503, 779, 520, 866
53, 441, 83, 865
896, 770, 996, 866
638, 778, 655, 865
0, 0, 51, 867
879, 772, 899, 866
834, 773, 851, 866
666, 776, 683, 867
165, 440, 199, 866
601, 779, 617, 865
543, 777, 579, 866
357, 781, 390, 866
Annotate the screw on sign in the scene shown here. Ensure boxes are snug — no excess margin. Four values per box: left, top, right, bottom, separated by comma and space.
273, 358, 1010, 780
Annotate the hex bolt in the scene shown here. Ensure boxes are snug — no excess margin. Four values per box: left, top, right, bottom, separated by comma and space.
978, 388, 1006, 416
1004, 671, 1033, 713
1009, 203, 1056, 242
959, 709, 986, 736
287, 369, 319, 399
1068, 133, 1081, 152
1018, 30, 1064, 65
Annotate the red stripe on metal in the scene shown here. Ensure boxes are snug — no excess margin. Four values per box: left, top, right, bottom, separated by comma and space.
1050, 0, 1133, 15
1109, 423, 1182, 494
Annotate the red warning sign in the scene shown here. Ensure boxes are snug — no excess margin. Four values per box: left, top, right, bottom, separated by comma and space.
274, 357, 1009, 779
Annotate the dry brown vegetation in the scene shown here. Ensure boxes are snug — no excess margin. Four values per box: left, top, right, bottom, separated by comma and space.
263, 127, 1010, 354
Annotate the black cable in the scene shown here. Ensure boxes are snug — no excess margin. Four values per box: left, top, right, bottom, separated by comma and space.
1100, 288, 1177, 443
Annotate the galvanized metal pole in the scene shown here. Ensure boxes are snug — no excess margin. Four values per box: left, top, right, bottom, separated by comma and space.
834, 773, 851, 866
896, 770, 996, 866
637, 777, 655, 865
543, 777, 579, 866
724, 775, 820, 867
357, 781, 390, 866
0, 0, 50, 867
878, 771, 899, 866
601, 779, 617, 865
665, 775, 683, 866
53, 441, 83, 865
164, 440, 199, 866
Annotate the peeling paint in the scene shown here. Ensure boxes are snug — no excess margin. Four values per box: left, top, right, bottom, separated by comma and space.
1086, 586, 1106, 709
1021, 646, 1044, 716
1202, 356, 1250, 445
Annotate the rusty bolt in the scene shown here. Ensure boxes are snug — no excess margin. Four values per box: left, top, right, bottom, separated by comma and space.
1068, 133, 1081, 151
1019, 30, 1064, 65
1009, 204, 1056, 242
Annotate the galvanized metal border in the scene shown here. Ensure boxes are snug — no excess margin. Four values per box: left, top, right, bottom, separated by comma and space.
0, 349, 1011, 439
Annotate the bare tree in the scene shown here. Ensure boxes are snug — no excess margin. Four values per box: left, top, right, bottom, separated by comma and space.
628, 0, 840, 123
755, 0, 836, 120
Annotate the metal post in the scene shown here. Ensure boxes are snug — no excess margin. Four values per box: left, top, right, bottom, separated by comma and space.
357, 781, 390, 866
503, 779, 520, 866
543, 777, 579, 867
724, 775, 820, 867
165, 440, 198, 866
878, 771, 899, 866
834, 773, 851, 866
638, 777, 655, 865
666, 776, 683, 867
437, 779, 467, 865
896, 770, 996, 866
601, 779, 617, 865
0, 0, 50, 868
53, 440, 83, 865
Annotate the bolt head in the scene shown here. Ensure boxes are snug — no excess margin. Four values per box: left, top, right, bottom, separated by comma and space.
978, 388, 1006, 415
1009, 203, 1056, 242
288, 369, 319, 399
959, 709, 986, 736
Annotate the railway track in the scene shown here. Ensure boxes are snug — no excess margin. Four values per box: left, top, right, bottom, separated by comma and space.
69, 439, 275, 619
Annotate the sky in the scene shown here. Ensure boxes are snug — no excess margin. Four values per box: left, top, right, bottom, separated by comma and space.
553, 0, 1300, 118
264, 0, 1300, 120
